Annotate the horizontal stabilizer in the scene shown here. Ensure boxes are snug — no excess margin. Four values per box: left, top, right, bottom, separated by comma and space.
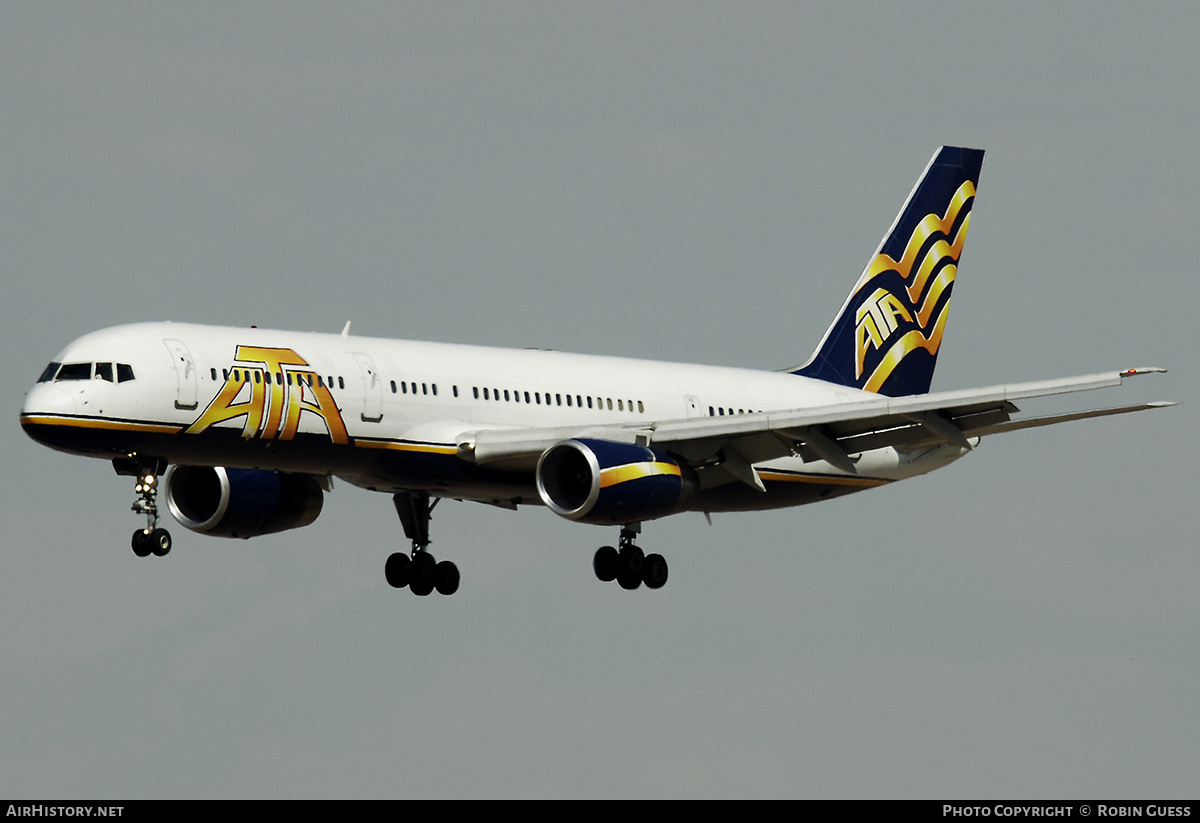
961, 401, 1176, 437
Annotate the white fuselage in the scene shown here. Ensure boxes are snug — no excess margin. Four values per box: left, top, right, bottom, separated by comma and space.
21, 322, 966, 517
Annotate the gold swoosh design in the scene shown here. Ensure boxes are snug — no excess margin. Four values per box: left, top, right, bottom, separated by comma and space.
906, 215, 969, 307
854, 180, 974, 392
355, 439, 457, 455
913, 263, 956, 328
859, 180, 975, 292
19, 414, 183, 434
861, 298, 952, 393
600, 462, 681, 488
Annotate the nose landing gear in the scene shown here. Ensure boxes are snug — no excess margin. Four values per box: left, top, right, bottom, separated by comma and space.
116, 457, 172, 558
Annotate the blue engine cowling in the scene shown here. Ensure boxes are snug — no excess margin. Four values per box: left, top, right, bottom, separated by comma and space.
535, 438, 697, 525
164, 465, 324, 539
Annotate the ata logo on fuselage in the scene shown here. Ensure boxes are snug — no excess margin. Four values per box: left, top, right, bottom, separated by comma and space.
187, 346, 350, 444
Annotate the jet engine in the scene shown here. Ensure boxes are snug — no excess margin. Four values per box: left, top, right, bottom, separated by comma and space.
164, 465, 324, 539
536, 438, 696, 525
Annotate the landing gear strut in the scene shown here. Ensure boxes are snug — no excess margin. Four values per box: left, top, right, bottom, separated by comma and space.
118, 457, 172, 558
385, 491, 459, 596
593, 523, 668, 590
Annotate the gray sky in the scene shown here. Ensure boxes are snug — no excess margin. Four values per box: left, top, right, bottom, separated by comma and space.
2, 3, 1195, 798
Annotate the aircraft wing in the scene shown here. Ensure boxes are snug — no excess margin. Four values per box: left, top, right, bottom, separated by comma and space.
459, 368, 1172, 479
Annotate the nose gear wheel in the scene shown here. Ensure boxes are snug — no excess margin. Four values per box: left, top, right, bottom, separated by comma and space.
118, 458, 172, 558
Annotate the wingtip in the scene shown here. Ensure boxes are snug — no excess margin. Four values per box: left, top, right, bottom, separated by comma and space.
1120, 367, 1167, 377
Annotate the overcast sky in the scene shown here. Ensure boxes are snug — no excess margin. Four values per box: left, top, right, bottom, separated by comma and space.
2, 3, 1195, 798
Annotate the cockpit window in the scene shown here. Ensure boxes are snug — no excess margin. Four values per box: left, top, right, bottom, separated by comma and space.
55, 363, 93, 381
37, 362, 61, 383
41, 361, 135, 383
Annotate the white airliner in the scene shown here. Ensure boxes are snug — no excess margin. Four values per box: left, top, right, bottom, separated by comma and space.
20, 146, 1172, 596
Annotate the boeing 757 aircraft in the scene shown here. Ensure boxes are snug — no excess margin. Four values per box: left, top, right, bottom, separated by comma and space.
20, 146, 1172, 597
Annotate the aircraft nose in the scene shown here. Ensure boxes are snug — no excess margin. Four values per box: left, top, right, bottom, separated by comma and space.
20, 383, 77, 443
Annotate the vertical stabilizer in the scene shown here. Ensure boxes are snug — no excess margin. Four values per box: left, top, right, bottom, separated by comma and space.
793, 146, 984, 396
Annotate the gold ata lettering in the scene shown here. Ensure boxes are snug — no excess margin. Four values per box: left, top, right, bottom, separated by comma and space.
187, 346, 349, 444
855, 287, 913, 378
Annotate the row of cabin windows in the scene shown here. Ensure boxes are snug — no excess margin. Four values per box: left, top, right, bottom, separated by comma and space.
215, 367, 346, 391
40, 361, 753, 420
41, 361, 739, 420
198, 364, 656, 416
207, 365, 645, 415
709, 407, 760, 416
390, 380, 458, 398
208, 368, 453, 400
473, 386, 644, 413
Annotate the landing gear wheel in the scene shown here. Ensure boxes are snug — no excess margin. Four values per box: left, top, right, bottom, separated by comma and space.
391, 491, 461, 596
435, 561, 460, 596
617, 545, 643, 575
597, 526, 668, 591
385, 552, 411, 588
642, 553, 668, 589
616, 546, 644, 590
409, 552, 437, 597
149, 528, 172, 556
131, 530, 152, 558
593, 546, 618, 582
126, 459, 169, 559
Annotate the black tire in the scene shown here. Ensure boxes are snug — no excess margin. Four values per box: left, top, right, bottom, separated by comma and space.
616, 545, 644, 589
435, 561, 460, 596
149, 528, 172, 557
642, 553, 668, 589
593, 546, 618, 582
618, 545, 644, 576
385, 552, 410, 588
617, 566, 642, 590
131, 530, 152, 558
409, 552, 437, 597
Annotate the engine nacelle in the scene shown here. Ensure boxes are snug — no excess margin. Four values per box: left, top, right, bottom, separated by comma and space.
164, 465, 324, 539
536, 438, 696, 525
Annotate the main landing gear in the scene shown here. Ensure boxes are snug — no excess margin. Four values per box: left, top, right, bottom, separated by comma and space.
118, 457, 172, 558
385, 491, 459, 596
593, 524, 668, 590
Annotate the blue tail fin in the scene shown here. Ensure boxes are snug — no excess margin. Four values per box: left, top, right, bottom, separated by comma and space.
793, 146, 984, 396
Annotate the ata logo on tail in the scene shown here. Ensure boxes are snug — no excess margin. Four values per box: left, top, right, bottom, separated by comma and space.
794, 146, 984, 397
853, 178, 974, 392
187, 346, 350, 444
